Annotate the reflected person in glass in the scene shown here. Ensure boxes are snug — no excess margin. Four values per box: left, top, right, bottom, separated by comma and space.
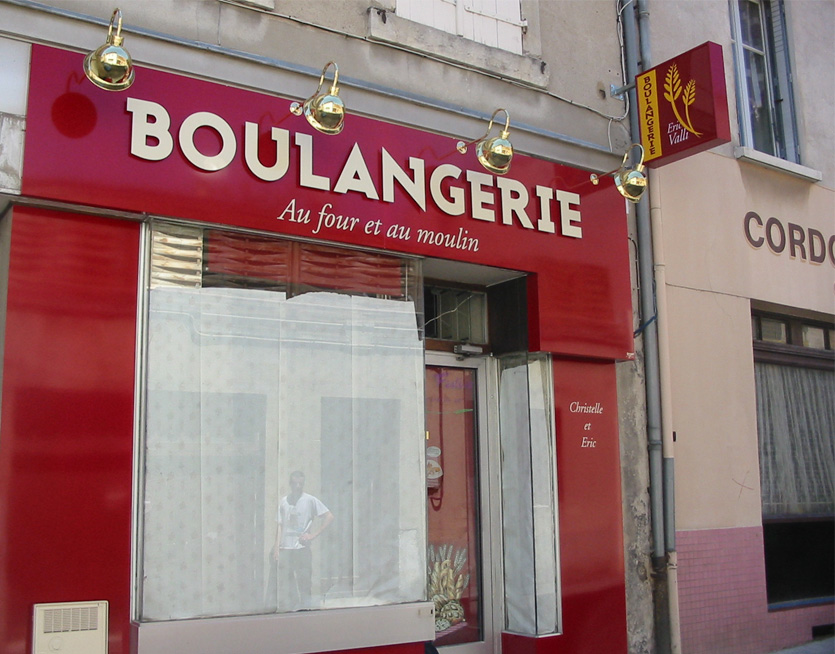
273, 471, 334, 610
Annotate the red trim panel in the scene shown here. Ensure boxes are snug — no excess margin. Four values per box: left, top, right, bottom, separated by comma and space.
0, 208, 140, 654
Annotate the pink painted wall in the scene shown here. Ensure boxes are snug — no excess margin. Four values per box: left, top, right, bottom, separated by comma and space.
678, 526, 835, 654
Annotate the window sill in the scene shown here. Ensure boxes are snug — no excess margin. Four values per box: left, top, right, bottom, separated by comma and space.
753, 341, 834, 371
734, 146, 822, 182
228, 0, 275, 9
366, 8, 549, 89
133, 602, 436, 654
767, 596, 835, 612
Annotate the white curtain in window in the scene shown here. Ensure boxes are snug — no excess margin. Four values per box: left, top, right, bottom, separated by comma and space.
140, 284, 426, 621
499, 354, 559, 635
755, 362, 835, 518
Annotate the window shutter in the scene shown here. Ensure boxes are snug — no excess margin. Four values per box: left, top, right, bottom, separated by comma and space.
150, 224, 203, 288
395, 0, 524, 54
151, 224, 409, 298
767, 0, 799, 161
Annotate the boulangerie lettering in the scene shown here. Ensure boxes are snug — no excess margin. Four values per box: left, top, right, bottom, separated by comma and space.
126, 98, 585, 239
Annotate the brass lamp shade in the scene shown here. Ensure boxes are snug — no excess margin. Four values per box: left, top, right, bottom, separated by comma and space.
590, 143, 647, 203
290, 61, 345, 135
83, 9, 135, 91
477, 134, 513, 175
458, 109, 513, 175
613, 167, 647, 203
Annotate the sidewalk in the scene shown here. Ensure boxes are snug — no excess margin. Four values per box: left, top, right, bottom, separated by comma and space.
772, 637, 835, 653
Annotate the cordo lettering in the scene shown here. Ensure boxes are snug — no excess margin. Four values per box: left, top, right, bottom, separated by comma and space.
744, 211, 834, 266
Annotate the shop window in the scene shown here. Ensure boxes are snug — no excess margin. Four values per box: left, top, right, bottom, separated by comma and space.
753, 311, 835, 606
138, 223, 426, 624
395, 0, 526, 54
138, 231, 559, 649
425, 285, 488, 344
762, 519, 834, 605
730, 0, 800, 162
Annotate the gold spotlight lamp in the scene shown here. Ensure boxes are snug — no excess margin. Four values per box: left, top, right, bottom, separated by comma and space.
290, 61, 345, 135
457, 108, 513, 175
83, 8, 135, 91
590, 143, 647, 203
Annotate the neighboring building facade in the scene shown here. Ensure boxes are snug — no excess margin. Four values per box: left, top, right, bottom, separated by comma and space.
643, 1, 834, 653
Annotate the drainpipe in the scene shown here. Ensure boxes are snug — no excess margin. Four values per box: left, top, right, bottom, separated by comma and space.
648, 157, 683, 654
622, 1, 682, 652
638, 0, 682, 649
621, 0, 664, 563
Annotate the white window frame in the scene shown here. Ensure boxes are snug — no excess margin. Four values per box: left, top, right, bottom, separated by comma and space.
133, 603, 435, 654
395, 0, 527, 55
425, 351, 503, 653
367, 1, 548, 89
729, 0, 800, 163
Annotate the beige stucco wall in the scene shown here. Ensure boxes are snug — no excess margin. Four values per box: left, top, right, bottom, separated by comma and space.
656, 147, 834, 532
657, 153, 834, 314
667, 286, 763, 529
783, 0, 835, 180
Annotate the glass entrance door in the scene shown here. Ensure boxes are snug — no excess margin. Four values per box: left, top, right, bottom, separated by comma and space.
425, 355, 496, 653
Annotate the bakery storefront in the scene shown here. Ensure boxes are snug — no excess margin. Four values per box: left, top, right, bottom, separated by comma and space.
0, 45, 633, 654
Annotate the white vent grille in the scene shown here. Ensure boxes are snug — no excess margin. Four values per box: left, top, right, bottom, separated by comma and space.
43, 606, 99, 633
33, 601, 108, 654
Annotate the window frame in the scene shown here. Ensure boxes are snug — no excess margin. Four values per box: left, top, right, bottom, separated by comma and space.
394, 0, 528, 54
425, 352, 502, 652
424, 283, 489, 345
132, 603, 436, 654
752, 312, 835, 371
367, 1, 548, 89
730, 0, 800, 163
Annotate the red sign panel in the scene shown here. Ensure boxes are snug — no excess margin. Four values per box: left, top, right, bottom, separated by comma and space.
22, 45, 633, 359
637, 41, 731, 167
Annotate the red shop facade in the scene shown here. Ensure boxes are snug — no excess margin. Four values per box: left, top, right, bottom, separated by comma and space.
0, 45, 633, 654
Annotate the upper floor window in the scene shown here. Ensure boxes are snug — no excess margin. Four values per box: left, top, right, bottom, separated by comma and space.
730, 0, 799, 162
395, 0, 526, 54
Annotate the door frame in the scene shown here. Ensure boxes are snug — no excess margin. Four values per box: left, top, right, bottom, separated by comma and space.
425, 351, 503, 654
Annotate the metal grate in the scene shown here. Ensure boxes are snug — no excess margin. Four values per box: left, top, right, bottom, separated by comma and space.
43, 606, 99, 633
33, 601, 108, 654
424, 286, 487, 344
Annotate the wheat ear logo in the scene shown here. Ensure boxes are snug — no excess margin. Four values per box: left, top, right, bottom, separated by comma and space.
663, 63, 702, 137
